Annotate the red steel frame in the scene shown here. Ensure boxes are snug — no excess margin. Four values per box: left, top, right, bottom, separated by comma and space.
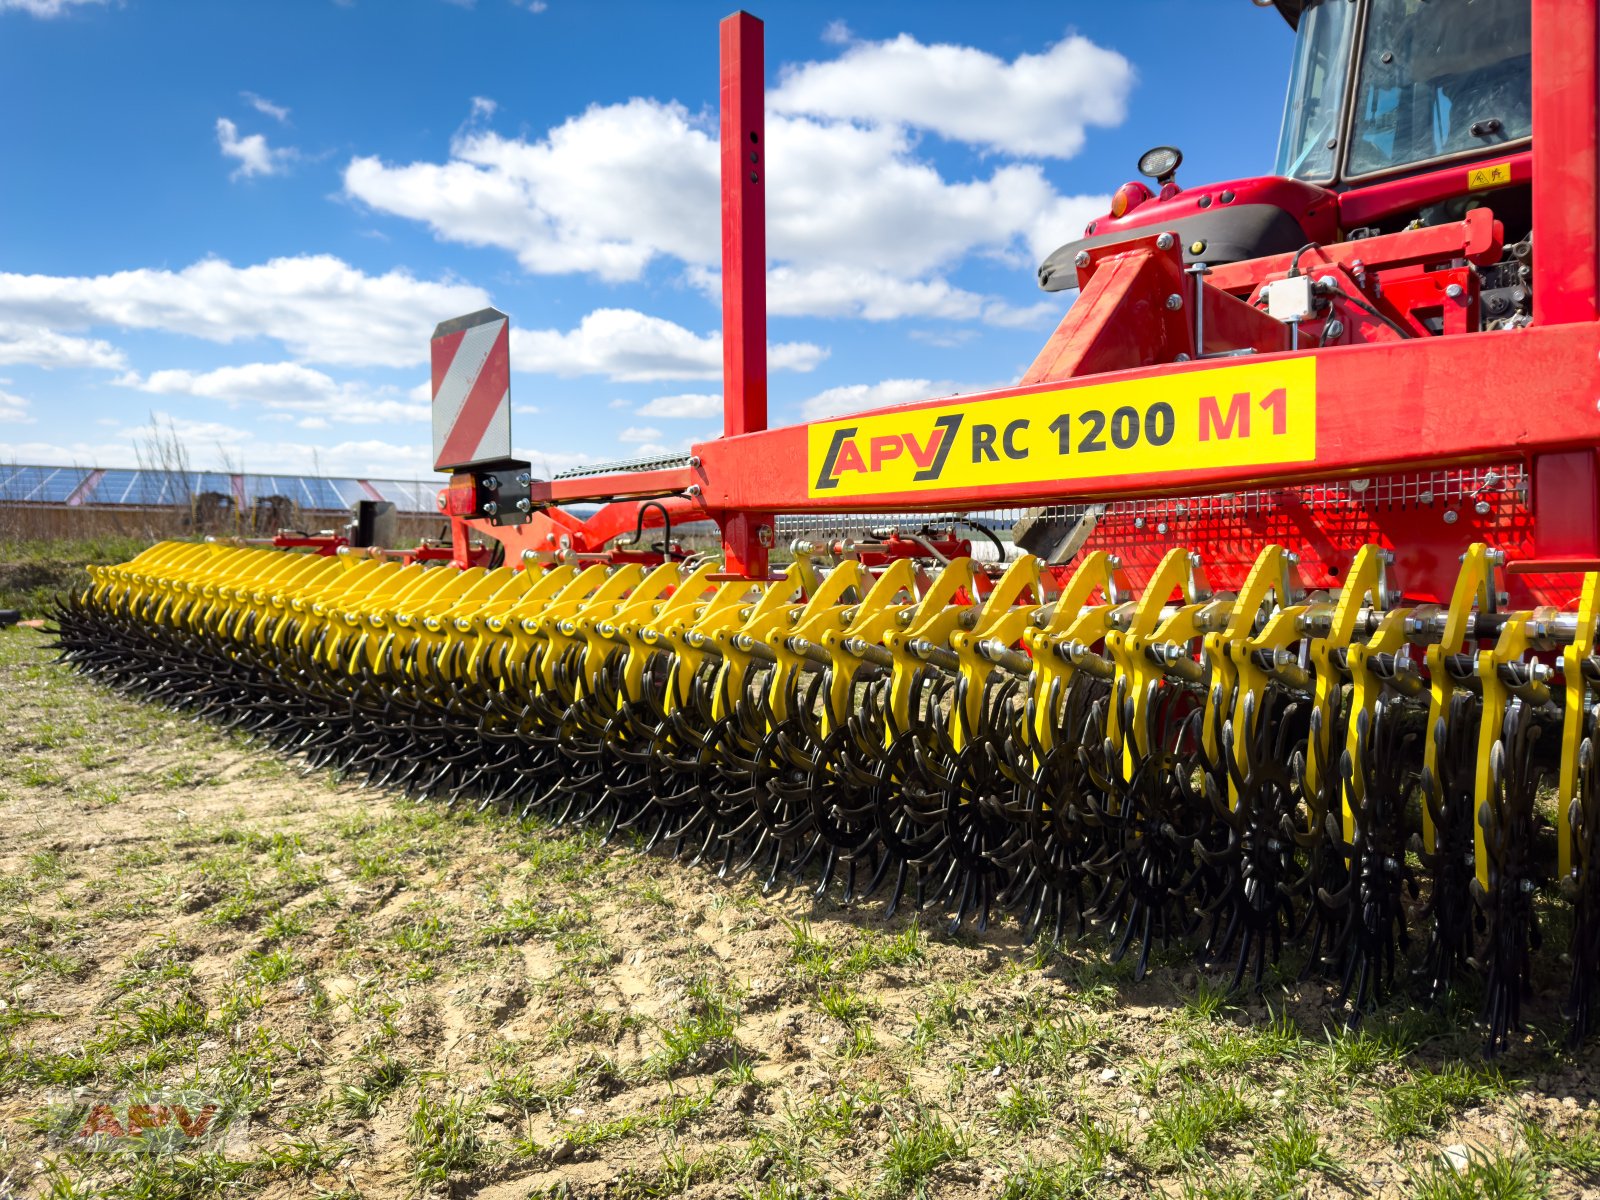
470, 2, 1600, 605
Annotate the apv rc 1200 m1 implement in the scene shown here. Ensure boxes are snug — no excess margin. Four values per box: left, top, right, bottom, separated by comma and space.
58, 0, 1600, 1054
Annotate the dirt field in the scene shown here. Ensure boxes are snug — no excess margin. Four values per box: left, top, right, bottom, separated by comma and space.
2, 623, 1599, 1199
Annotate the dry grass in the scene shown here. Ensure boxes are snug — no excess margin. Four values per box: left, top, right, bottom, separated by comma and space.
0, 624, 1598, 1198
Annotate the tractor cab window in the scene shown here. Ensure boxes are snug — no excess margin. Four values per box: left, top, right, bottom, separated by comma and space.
1346, 0, 1531, 177
1274, 0, 1358, 181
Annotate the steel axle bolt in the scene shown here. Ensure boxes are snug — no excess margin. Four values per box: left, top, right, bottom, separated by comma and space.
1156, 233, 1175, 251
1074, 250, 1091, 269
1166, 293, 1183, 311
1445, 283, 1465, 300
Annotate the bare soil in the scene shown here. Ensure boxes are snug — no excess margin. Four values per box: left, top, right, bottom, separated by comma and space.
1, 624, 1599, 1199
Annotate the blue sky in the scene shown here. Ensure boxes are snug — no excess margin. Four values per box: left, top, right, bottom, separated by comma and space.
0, 0, 1292, 480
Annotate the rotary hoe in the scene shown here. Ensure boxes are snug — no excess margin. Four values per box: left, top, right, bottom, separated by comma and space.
51, 0, 1600, 1053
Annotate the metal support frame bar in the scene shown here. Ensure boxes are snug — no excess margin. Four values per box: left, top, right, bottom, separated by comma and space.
717, 10, 770, 576
691, 322, 1600, 513
1532, 0, 1598, 325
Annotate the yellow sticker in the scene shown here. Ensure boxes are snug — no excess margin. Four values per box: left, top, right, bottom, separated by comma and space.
1468, 160, 1514, 190
807, 358, 1317, 499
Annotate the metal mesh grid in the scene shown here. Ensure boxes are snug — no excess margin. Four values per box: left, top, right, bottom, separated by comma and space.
1023, 465, 1527, 525
554, 452, 697, 480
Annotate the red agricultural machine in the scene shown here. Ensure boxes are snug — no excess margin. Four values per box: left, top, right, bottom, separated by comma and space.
59, 0, 1600, 1052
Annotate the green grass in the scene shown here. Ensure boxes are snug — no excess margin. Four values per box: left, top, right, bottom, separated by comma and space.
1145, 1080, 1257, 1166
973, 1014, 1097, 1073
651, 976, 738, 1076
880, 1110, 966, 1198
407, 1092, 486, 1184
782, 919, 925, 984
996, 1083, 1052, 1133
1258, 1114, 1341, 1192
336, 1055, 410, 1119
1524, 1119, 1600, 1178
1372, 1063, 1506, 1141
1405, 1146, 1546, 1200
815, 982, 870, 1023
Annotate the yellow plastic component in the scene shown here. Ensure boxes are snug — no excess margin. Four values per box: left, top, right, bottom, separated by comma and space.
1420, 543, 1496, 851
1020, 550, 1127, 757
1302, 546, 1403, 838
1559, 573, 1600, 881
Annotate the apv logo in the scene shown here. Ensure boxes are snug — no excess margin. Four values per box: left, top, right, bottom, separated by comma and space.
813, 414, 964, 491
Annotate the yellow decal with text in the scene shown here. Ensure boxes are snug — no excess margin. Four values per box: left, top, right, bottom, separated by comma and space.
1468, 160, 1514, 190
807, 358, 1316, 499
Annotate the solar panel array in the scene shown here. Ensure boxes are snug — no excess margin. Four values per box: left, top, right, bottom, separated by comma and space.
0, 465, 442, 513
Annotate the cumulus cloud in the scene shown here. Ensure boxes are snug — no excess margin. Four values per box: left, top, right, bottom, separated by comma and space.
216, 117, 297, 180
0, 323, 127, 370
510, 308, 825, 382
0, 255, 490, 368
617, 425, 662, 444
0, 0, 108, 16
820, 19, 851, 46
343, 90, 1110, 322
636, 392, 720, 419
771, 32, 1133, 158
753, 264, 1056, 327
0, 387, 32, 423
241, 91, 290, 123
796, 377, 995, 422
118, 361, 430, 425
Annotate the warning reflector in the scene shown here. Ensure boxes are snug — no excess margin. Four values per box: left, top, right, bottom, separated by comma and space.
431, 307, 512, 472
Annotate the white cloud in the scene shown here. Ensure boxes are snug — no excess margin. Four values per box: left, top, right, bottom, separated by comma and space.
821, 19, 851, 46
617, 425, 662, 444
345, 99, 715, 282
511, 402, 540, 415
909, 327, 979, 349
0, 387, 33, 424
241, 91, 290, 123
118, 361, 429, 425
0, 323, 127, 370
342, 96, 1110, 322
755, 264, 1056, 327
797, 377, 985, 422
216, 117, 297, 180
0, 0, 108, 16
0, 255, 490, 368
637, 392, 720, 419
771, 32, 1133, 159
510, 308, 825, 382
469, 95, 497, 120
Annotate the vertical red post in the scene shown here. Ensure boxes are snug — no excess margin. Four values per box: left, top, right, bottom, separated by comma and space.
719, 10, 771, 576
1531, 0, 1598, 325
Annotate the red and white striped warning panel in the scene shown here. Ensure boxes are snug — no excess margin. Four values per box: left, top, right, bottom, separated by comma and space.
431, 307, 512, 472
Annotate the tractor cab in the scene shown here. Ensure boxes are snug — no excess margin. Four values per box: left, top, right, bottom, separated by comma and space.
1039, 0, 1532, 292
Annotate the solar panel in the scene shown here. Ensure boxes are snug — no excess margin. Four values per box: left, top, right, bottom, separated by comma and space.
368, 480, 438, 512
1, 464, 448, 513
0, 465, 89, 503
93, 469, 193, 506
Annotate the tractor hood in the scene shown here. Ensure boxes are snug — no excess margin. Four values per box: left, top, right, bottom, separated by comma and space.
1037, 174, 1339, 292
